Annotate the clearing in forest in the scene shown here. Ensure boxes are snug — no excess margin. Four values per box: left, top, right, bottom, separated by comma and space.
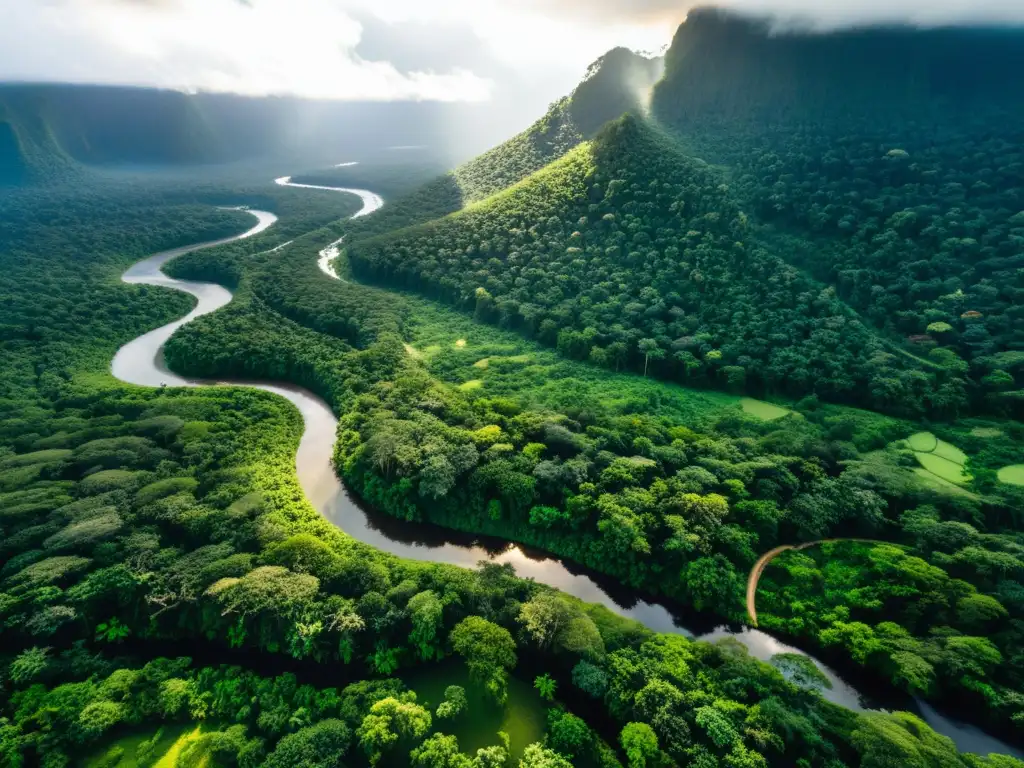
997, 465, 1024, 487
85, 723, 204, 768
740, 398, 792, 421
904, 431, 971, 485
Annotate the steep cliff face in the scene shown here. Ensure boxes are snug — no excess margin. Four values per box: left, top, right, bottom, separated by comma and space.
566, 46, 664, 136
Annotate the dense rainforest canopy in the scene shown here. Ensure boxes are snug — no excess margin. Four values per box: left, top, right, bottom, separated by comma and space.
339, 10, 1024, 424
5, 8, 1024, 768
651, 9, 1024, 417
1, 177, 962, 768
346, 116, 959, 418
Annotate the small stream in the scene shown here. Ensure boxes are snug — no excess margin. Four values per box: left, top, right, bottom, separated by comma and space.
109, 187, 1022, 759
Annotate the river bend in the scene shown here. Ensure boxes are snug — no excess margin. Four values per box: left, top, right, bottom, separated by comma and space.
109, 187, 1019, 759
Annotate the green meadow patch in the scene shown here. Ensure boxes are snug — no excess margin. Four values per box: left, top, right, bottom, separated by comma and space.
997, 465, 1024, 487
912, 469, 980, 498
85, 723, 203, 768
906, 432, 939, 452
904, 431, 971, 485
740, 398, 792, 421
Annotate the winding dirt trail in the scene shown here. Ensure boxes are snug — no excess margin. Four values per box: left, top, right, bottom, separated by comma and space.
746, 539, 883, 625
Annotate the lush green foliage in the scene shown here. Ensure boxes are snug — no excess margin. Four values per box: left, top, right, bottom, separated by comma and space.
759, 530, 1024, 728
6, 19, 1024, 762
652, 9, 1024, 419
346, 116, 962, 418
163, 163, 1024, 736
3, 177, 979, 768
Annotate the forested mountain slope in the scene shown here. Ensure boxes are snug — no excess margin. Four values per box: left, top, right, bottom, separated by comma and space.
166, 174, 1024, 741
0, 118, 30, 185
347, 114, 953, 416
650, 8, 1024, 414
453, 47, 664, 203
0, 172, 962, 768
0, 98, 78, 185
348, 48, 663, 238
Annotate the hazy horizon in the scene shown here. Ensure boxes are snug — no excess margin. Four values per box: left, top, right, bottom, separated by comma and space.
4, 1, 1024, 115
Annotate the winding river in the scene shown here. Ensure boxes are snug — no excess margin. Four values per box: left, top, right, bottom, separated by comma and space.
110, 183, 1021, 758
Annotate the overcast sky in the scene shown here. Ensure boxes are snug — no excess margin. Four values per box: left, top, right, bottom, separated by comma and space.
2, 0, 1023, 107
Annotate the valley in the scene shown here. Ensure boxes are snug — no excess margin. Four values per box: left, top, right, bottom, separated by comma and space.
3, 8, 1024, 768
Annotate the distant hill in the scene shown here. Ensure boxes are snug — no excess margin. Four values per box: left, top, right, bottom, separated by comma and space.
346, 115, 936, 414
653, 8, 1024, 126
0, 84, 506, 186
0, 94, 77, 185
650, 8, 1024, 414
343, 9, 1024, 417
348, 47, 663, 237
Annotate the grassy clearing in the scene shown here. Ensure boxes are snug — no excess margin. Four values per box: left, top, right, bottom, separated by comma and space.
903, 431, 972, 485
971, 427, 1004, 438
915, 453, 970, 485
455, 338, 467, 348
85, 723, 203, 768
997, 465, 1024, 487
459, 379, 483, 391
474, 354, 532, 370
911, 469, 981, 499
906, 432, 939, 452
740, 398, 792, 421
403, 343, 422, 359
931, 439, 969, 466
393, 277, 943, 446
404, 299, 745, 426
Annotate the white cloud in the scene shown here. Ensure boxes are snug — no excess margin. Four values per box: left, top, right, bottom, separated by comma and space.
347, 0, 672, 72
3, 1, 1021, 105
0, 0, 494, 101
0, 0, 676, 104
511, 0, 1024, 28
709, 0, 1024, 28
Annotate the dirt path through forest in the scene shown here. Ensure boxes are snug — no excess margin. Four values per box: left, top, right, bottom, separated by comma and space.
746, 539, 882, 625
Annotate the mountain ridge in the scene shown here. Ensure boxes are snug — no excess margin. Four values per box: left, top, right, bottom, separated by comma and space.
341, 46, 663, 238
344, 113, 941, 414
339, 11, 1024, 417
647, 8, 1024, 415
